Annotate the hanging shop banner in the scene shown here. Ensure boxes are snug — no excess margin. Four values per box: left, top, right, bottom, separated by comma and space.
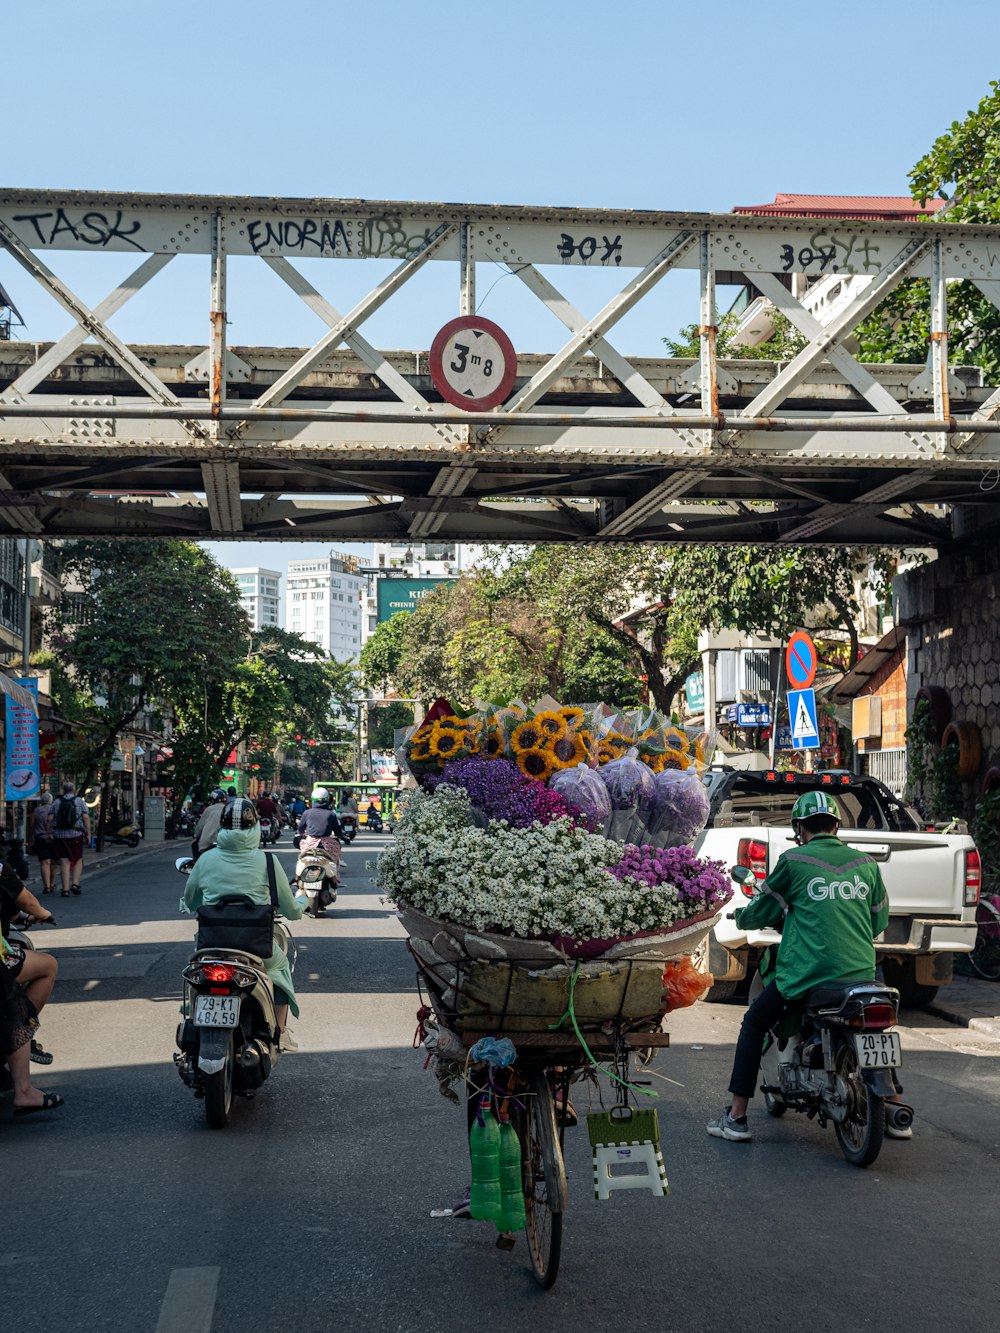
5, 676, 40, 800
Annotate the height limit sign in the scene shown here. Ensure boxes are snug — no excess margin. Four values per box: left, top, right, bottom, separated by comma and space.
430, 316, 518, 412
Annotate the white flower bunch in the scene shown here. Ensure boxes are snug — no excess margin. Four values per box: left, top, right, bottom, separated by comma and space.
379, 785, 700, 941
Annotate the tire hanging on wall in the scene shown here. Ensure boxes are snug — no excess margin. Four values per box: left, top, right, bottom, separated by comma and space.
941, 720, 982, 781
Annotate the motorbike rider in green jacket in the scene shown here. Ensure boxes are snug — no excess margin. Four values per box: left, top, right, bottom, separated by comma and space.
707, 791, 892, 1143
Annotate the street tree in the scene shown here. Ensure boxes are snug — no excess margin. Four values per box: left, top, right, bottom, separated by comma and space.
855, 81, 1000, 376
50, 540, 249, 840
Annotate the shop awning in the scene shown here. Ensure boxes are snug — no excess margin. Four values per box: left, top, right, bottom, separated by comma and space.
0, 671, 39, 715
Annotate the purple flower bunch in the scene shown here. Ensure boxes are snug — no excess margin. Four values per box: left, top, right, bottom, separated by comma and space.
431, 755, 593, 830
609, 842, 732, 912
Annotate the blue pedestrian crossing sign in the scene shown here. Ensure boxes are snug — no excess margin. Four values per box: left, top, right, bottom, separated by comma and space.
787, 688, 820, 751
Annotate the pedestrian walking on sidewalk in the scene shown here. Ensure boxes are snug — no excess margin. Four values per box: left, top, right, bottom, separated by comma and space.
52, 782, 91, 898
32, 792, 56, 894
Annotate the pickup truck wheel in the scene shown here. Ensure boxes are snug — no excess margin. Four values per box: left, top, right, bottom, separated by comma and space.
882, 958, 939, 1009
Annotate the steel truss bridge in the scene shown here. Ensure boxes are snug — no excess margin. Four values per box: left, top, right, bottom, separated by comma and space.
3, 188, 1000, 545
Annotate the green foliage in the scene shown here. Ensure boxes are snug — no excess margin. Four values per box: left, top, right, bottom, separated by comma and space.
357, 543, 891, 714
855, 81, 1000, 376
663, 310, 807, 360
51, 541, 249, 788
929, 742, 963, 824
972, 786, 1000, 892
369, 701, 414, 750
904, 697, 936, 796
359, 613, 410, 693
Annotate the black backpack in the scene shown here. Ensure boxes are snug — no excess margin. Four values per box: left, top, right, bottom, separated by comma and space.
54, 796, 79, 832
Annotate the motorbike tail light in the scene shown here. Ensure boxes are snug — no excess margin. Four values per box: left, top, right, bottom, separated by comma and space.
862, 1002, 897, 1030
201, 963, 237, 983
964, 849, 982, 906
737, 838, 768, 893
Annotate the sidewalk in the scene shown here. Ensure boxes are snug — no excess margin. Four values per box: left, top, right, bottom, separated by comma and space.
926, 974, 1000, 1041
23, 836, 179, 891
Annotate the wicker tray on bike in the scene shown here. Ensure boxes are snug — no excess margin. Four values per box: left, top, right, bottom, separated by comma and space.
401, 903, 720, 1035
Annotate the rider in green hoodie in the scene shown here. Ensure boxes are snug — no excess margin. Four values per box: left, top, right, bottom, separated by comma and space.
707, 791, 890, 1143
181, 799, 305, 1030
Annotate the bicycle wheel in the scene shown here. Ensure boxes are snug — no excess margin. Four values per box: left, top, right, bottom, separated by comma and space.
519, 1071, 568, 1289
969, 901, 1000, 981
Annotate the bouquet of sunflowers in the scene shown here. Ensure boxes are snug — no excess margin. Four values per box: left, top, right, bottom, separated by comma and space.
397, 697, 715, 790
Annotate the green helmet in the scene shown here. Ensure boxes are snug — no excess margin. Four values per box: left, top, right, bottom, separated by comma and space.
791, 790, 842, 824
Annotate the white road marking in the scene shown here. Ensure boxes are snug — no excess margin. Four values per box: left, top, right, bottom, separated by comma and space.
155, 1266, 220, 1333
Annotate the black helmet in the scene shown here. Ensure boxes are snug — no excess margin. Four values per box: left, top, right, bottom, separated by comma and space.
220, 797, 259, 831
209, 786, 226, 804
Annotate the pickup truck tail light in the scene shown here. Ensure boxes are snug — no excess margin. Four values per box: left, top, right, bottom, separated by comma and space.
964, 849, 982, 906
737, 838, 768, 894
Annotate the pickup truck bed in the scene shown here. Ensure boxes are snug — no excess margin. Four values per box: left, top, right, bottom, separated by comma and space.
693, 769, 980, 1006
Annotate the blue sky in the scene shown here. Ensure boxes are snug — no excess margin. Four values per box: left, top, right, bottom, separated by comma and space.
5, 0, 1000, 577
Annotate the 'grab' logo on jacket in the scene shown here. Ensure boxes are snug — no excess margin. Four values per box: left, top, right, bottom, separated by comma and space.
806, 875, 870, 903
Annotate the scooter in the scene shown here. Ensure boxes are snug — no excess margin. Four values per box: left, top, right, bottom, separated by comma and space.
108, 821, 142, 848
339, 813, 357, 843
733, 866, 913, 1168
294, 842, 339, 917
173, 857, 297, 1129
260, 816, 280, 847
366, 808, 384, 834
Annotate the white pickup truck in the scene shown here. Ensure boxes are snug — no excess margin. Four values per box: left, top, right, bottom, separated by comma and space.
693, 768, 980, 1007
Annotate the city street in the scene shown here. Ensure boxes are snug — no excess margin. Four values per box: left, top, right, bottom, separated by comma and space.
8, 836, 1000, 1333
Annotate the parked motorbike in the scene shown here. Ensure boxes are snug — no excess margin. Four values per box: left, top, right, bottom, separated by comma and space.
366, 808, 384, 834
294, 843, 339, 917
108, 821, 142, 848
733, 865, 912, 1168
173, 857, 296, 1129
339, 813, 357, 843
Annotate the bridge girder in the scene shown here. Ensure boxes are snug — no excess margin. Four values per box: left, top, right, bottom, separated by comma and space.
3, 189, 1000, 544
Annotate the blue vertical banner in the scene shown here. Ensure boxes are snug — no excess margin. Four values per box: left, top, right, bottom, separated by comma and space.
5, 677, 40, 800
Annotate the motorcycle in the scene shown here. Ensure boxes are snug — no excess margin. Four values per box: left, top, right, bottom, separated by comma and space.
733, 866, 912, 1168
108, 820, 142, 848
173, 857, 297, 1129
339, 813, 357, 843
260, 816, 280, 847
294, 841, 339, 917
366, 808, 384, 834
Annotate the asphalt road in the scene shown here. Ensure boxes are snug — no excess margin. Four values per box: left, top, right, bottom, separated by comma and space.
7, 837, 1000, 1333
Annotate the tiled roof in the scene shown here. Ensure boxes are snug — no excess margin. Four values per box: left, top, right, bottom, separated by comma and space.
732, 193, 945, 221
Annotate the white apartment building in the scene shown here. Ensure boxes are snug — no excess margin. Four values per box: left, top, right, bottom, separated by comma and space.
286, 551, 365, 660
231, 567, 281, 630
360, 543, 483, 644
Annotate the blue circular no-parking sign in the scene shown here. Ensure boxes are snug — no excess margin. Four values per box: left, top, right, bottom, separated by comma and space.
785, 630, 817, 689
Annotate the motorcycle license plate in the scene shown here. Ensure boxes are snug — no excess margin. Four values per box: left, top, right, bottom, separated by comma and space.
854, 1032, 901, 1068
194, 995, 240, 1027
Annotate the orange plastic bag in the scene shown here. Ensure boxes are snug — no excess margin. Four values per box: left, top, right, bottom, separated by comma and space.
662, 957, 711, 1012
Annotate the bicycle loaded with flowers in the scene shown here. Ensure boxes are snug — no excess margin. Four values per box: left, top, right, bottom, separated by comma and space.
379, 697, 732, 1275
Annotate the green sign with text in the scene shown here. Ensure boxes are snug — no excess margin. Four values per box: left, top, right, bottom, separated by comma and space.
376, 577, 452, 622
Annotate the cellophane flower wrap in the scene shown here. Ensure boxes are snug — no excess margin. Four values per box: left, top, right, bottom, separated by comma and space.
549, 762, 612, 834
378, 784, 730, 942
646, 768, 712, 846
598, 746, 656, 843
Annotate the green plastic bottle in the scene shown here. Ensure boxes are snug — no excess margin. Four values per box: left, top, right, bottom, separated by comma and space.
497, 1119, 526, 1232
469, 1102, 502, 1224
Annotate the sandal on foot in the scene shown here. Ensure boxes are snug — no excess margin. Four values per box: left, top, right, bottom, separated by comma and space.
60, 891, 70, 898
71, 886, 82, 896
30, 1040, 53, 1066
13, 1091, 64, 1118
